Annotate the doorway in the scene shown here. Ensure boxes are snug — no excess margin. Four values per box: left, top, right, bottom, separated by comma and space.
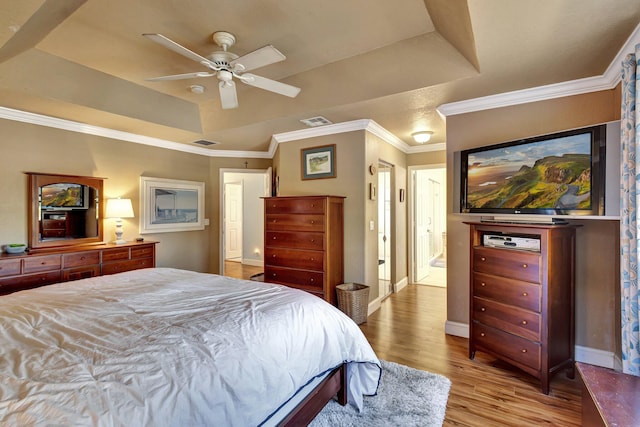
410, 166, 446, 287
378, 162, 393, 298
220, 169, 270, 277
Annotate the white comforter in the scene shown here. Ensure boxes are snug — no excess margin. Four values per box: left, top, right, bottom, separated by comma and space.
0, 268, 380, 427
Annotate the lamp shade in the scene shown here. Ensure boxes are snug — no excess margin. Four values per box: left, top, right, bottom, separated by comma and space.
105, 198, 134, 219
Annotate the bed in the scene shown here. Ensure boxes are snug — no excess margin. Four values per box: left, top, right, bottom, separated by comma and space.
0, 267, 381, 426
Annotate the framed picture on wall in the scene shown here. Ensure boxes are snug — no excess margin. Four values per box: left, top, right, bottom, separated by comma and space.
139, 176, 205, 233
301, 144, 336, 180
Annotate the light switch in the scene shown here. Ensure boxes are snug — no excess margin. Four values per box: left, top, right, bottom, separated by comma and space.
369, 220, 375, 231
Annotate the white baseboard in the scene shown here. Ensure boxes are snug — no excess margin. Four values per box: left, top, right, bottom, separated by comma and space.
241, 259, 263, 267
368, 297, 382, 316
394, 277, 408, 293
445, 321, 470, 338
575, 345, 617, 369
444, 322, 617, 369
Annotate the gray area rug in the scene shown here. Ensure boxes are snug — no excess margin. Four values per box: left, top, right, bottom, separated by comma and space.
310, 360, 451, 427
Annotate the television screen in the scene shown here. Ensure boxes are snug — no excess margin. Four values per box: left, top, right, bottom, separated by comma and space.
40, 183, 86, 208
460, 124, 606, 216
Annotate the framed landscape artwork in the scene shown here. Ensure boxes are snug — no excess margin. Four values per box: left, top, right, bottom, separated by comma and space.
301, 144, 336, 180
139, 176, 205, 233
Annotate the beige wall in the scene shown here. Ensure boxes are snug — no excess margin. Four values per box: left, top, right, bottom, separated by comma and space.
274, 130, 410, 301
1, 119, 213, 272
445, 89, 621, 353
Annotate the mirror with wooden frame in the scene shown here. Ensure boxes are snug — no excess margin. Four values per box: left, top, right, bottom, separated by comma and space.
27, 173, 104, 250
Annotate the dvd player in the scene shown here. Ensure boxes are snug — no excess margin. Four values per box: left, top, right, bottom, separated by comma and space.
483, 234, 540, 252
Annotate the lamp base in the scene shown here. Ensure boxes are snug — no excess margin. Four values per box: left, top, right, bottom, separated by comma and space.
113, 239, 127, 245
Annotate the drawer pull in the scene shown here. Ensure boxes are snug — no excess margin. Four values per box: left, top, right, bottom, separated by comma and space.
521, 320, 528, 325
522, 264, 528, 268
480, 307, 486, 312
310, 278, 315, 283
272, 236, 277, 240
480, 332, 485, 337
310, 220, 315, 224
272, 254, 277, 258
521, 349, 528, 353
522, 292, 528, 297
480, 257, 486, 261
480, 282, 486, 287
41, 261, 46, 265
80, 256, 85, 260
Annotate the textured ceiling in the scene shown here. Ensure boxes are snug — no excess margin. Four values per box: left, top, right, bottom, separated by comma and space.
1, 0, 639, 155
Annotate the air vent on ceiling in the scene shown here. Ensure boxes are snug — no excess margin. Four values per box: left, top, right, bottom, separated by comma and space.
192, 139, 218, 146
300, 116, 333, 127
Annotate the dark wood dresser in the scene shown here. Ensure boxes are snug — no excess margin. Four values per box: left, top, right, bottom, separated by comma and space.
263, 196, 345, 305
0, 241, 157, 295
466, 221, 577, 394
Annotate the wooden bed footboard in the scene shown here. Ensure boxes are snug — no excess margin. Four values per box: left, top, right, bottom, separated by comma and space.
278, 363, 347, 426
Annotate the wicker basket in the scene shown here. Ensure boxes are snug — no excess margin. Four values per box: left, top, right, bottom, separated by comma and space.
336, 283, 369, 324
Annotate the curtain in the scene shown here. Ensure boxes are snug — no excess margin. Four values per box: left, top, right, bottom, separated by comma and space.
620, 42, 640, 376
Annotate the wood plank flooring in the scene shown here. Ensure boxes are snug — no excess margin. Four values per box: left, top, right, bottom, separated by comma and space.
359, 285, 582, 426
224, 265, 582, 425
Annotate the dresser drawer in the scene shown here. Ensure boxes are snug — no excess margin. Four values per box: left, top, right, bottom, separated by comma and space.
265, 214, 324, 232
473, 272, 541, 312
264, 266, 324, 290
265, 231, 325, 250
473, 247, 540, 283
473, 322, 541, 371
0, 258, 21, 277
265, 198, 326, 214
265, 247, 323, 270
62, 265, 101, 282
473, 297, 541, 341
0, 271, 62, 292
102, 247, 130, 262
42, 219, 66, 229
63, 251, 100, 268
102, 257, 153, 275
131, 245, 154, 259
23, 255, 62, 273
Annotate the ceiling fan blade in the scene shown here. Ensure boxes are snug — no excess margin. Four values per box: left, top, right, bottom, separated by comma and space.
0, 0, 87, 63
145, 71, 215, 82
240, 73, 301, 98
219, 81, 239, 109
230, 45, 286, 72
143, 33, 212, 65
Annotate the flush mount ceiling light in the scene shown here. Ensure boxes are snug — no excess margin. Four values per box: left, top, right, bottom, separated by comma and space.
190, 84, 205, 94
412, 131, 433, 143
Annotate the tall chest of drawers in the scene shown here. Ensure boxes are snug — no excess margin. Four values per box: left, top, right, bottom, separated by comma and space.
264, 196, 345, 305
466, 222, 578, 394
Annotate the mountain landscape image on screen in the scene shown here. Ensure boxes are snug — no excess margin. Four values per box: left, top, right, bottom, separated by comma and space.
466, 136, 592, 210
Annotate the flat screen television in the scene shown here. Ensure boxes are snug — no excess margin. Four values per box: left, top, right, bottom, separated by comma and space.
459, 124, 606, 217
40, 182, 88, 210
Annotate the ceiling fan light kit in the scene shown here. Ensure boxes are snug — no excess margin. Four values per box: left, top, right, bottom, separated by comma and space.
143, 31, 300, 109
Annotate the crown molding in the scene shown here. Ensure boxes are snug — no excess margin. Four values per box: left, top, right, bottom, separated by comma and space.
0, 106, 273, 159
271, 118, 445, 153
437, 22, 640, 117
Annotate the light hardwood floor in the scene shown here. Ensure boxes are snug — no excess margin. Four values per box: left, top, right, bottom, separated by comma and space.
359, 284, 582, 426
224, 266, 582, 425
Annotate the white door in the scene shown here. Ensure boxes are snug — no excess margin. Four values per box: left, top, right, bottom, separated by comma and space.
414, 170, 431, 282
378, 164, 392, 298
224, 182, 243, 260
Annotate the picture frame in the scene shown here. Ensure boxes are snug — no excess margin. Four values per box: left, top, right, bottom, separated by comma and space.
139, 176, 205, 234
301, 144, 336, 180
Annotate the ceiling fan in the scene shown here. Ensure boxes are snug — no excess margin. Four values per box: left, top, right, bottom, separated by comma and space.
142, 31, 301, 109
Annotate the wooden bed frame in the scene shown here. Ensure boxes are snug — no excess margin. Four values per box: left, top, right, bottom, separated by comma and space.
279, 364, 347, 426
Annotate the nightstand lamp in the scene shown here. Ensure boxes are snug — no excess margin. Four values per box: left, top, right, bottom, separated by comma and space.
105, 198, 135, 244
